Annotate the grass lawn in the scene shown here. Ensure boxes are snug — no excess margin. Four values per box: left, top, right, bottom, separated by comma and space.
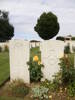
0, 52, 9, 86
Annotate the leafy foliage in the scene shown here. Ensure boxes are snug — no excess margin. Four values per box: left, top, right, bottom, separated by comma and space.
0, 10, 14, 41
30, 47, 41, 61
56, 36, 64, 41
59, 54, 75, 85
8, 80, 29, 98
27, 59, 44, 82
32, 86, 49, 100
34, 12, 60, 40
67, 81, 75, 97
28, 47, 44, 82
41, 79, 59, 92
64, 43, 71, 54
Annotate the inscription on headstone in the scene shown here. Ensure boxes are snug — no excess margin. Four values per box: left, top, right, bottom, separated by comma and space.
40, 40, 65, 80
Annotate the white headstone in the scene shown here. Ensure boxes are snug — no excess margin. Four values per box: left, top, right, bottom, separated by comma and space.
40, 40, 65, 80
9, 40, 30, 83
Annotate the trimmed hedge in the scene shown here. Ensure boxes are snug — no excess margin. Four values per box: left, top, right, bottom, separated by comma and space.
56, 36, 75, 41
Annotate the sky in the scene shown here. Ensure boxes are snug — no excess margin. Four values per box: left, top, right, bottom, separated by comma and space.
0, 0, 75, 40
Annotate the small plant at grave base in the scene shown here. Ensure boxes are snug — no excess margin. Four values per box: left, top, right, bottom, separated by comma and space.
59, 54, 75, 85
58, 52, 75, 97
52, 71, 62, 88
8, 80, 30, 98
67, 81, 75, 97
41, 79, 59, 92
32, 86, 49, 100
40, 71, 62, 93
27, 55, 44, 82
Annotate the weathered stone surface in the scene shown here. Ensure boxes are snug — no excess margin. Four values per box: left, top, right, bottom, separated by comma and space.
40, 40, 65, 80
9, 40, 30, 83
9, 39, 75, 83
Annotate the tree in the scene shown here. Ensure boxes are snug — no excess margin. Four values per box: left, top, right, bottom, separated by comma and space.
0, 10, 14, 42
56, 36, 64, 41
34, 12, 60, 40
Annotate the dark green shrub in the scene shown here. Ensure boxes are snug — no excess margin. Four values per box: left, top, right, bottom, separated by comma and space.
67, 81, 75, 97
72, 37, 75, 41
9, 80, 29, 98
64, 43, 70, 54
0, 10, 14, 41
34, 12, 60, 40
27, 59, 44, 82
56, 36, 64, 41
59, 54, 75, 85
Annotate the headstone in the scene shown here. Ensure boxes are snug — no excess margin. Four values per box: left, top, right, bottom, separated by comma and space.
9, 40, 30, 83
40, 40, 65, 80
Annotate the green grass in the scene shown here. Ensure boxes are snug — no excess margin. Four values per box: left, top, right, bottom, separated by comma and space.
0, 52, 9, 86
30, 46, 41, 61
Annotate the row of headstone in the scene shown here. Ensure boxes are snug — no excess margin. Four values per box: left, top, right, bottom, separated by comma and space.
9, 40, 71, 83
0, 42, 9, 51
